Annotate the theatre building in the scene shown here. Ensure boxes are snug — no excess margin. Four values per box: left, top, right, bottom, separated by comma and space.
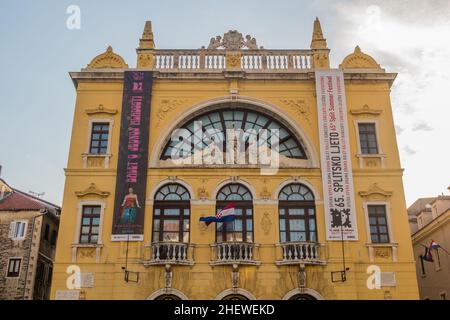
50, 19, 419, 300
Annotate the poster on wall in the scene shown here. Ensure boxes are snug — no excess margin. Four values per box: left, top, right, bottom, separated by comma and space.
111, 71, 153, 241
315, 70, 358, 241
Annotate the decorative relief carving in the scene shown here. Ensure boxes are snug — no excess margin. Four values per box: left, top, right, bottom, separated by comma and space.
207, 30, 258, 50
298, 264, 306, 292
155, 99, 186, 127
280, 99, 312, 126
231, 264, 239, 288
261, 212, 272, 235
86, 46, 128, 69
350, 104, 382, 116
313, 53, 329, 69
87, 157, 104, 168
75, 183, 110, 198
164, 264, 173, 289
340, 46, 381, 70
364, 157, 381, 168
198, 179, 209, 200
85, 104, 118, 116
374, 247, 391, 259
226, 53, 242, 69
137, 53, 154, 68
78, 248, 95, 259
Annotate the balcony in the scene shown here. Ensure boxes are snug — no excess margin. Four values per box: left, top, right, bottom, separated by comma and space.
210, 242, 260, 266
275, 242, 326, 266
143, 242, 194, 266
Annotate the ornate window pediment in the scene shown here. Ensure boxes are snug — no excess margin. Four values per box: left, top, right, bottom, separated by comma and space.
359, 183, 392, 200
75, 183, 110, 198
85, 104, 118, 116
350, 104, 382, 116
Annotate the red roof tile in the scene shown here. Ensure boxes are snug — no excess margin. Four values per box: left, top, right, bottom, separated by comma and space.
0, 190, 57, 212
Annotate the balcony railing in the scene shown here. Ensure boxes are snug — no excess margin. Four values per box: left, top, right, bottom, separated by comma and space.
153, 49, 313, 72
210, 242, 260, 266
275, 242, 326, 265
143, 242, 194, 266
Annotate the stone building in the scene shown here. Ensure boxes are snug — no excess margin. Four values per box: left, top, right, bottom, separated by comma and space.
50, 19, 419, 300
408, 191, 450, 300
0, 178, 60, 300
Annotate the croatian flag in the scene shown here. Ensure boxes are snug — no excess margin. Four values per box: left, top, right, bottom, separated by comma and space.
199, 203, 235, 226
430, 240, 440, 250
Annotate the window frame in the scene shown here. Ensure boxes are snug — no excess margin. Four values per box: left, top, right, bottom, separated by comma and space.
86, 119, 114, 155
363, 202, 394, 244
214, 183, 254, 243
354, 120, 382, 155
6, 257, 22, 278
278, 183, 317, 243
79, 205, 102, 244
152, 184, 191, 244
160, 107, 307, 161
74, 201, 106, 245
9, 220, 28, 240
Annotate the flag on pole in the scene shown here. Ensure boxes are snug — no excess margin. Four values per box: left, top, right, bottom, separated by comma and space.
420, 244, 434, 263
199, 203, 235, 226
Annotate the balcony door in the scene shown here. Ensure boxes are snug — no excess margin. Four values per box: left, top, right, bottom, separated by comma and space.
216, 183, 253, 243
278, 183, 317, 242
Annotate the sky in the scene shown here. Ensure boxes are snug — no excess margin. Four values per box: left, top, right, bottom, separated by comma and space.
0, 0, 449, 206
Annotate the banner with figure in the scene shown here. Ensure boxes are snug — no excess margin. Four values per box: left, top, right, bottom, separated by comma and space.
315, 70, 358, 240
112, 71, 153, 241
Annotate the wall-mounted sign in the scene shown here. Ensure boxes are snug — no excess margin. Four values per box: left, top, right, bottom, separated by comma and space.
112, 71, 153, 241
315, 70, 358, 240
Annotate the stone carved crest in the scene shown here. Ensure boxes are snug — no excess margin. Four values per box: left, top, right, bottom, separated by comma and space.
231, 264, 239, 288
85, 104, 118, 116
350, 104, 382, 116
207, 30, 258, 50
359, 183, 392, 200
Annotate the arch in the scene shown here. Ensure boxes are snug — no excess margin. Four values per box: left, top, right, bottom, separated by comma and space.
154, 183, 190, 201
282, 288, 324, 300
212, 178, 256, 201
278, 183, 315, 201
149, 96, 319, 168
216, 183, 252, 201
147, 288, 189, 300
215, 288, 256, 300
148, 178, 195, 201
275, 178, 320, 201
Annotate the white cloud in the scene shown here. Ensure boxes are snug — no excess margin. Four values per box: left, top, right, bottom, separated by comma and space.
318, 0, 450, 204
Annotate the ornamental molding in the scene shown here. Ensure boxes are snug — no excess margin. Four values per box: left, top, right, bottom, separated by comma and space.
75, 183, 110, 198
207, 30, 259, 50
359, 183, 392, 199
261, 212, 272, 235
155, 99, 187, 127
85, 104, 118, 116
350, 104, 382, 116
280, 99, 312, 125
340, 46, 381, 70
86, 46, 128, 69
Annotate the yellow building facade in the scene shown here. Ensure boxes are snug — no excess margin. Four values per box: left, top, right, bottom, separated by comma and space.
51, 19, 419, 300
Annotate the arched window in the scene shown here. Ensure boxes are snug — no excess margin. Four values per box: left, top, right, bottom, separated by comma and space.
278, 184, 317, 242
161, 107, 307, 161
153, 184, 190, 243
216, 183, 253, 242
